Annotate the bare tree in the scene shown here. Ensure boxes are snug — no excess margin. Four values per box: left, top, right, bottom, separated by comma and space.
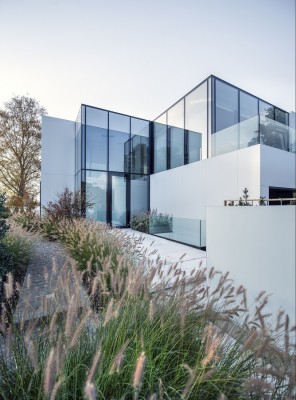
0, 95, 47, 210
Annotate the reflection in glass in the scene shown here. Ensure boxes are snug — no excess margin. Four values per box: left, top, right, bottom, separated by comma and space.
109, 113, 130, 172
153, 123, 167, 173
130, 175, 148, 217
86, 171, 107, 222
275, 108, 288, 125
86, 108, 108, 170
188, 131, 201, 163
111, 175, 126, 227
259, 101, 274, 119
260, 116, 289, 151
130, 118, 150, 174
170, 127, 184, 168
167, 100, 184, 129
215, 79, 238, 132
131, 135, 149, 174
185, 82, 207, 159
240, 92, 258, 121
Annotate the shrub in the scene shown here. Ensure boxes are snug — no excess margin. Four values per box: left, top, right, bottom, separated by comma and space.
131, 209, 173, 233
12, 210, 41, 233
43, 187, 92, 222
4, 220, 36, 269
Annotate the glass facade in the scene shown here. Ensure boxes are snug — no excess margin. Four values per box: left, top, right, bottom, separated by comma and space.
75, 105, 150, 226
86, 107, 108, 170
74, 75, 293, 228
215, 79, 239, 132
185, 82, 208, 159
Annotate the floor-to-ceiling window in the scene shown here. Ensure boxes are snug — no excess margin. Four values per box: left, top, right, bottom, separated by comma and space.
76, 105, 150, 226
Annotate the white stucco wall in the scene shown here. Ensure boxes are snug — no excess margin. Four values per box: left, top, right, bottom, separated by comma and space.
41, 115, 75, 208
150, 145, 261, 220
206, 206, 296, 323
260, 145, 296, 198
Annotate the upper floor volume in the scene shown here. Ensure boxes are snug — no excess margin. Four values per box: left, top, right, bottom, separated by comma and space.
75, 75, 295, 179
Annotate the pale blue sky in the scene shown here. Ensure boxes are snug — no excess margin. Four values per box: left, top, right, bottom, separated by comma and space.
0, 0, 295, 121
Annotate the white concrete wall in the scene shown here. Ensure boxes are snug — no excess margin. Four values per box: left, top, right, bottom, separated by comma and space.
150, 145, 261, 220
260, 145, 296, 198
206, 206, 296, 323
41, 115, 75, 208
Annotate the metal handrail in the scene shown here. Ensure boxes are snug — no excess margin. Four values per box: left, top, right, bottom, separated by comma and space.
224, 198, 296, 206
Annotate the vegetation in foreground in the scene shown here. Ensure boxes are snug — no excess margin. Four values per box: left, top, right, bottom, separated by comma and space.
0, 210, 295, 399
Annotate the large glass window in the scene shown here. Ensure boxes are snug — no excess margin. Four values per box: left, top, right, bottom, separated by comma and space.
153, 122, 167, 173
240, 92, 258, 121
170, 127, 184, 168
130, 174, 149, 217
86, 107, 108, 170
215, 79, 238, 132
86, 170, 107, 222
188, 131, 201, 163
131, 118, 149, 174
109, 112, 130, 172
185, 82, 207, 159
167, 100, 184, 129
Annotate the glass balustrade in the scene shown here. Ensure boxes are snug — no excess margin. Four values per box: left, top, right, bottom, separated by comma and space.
149, 216, 206, 248
211, 116, 295, 157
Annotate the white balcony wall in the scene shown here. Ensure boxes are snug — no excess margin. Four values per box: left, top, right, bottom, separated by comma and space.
260, 145, 296, 198
206, 206, 296, 324
150, 145, 261, 220
41, 116, 75, 208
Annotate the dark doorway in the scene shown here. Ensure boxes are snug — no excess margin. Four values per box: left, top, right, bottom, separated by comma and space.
269, 187, 296, 205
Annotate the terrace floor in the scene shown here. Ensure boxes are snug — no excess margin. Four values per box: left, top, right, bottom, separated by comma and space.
123, 228, 207, 281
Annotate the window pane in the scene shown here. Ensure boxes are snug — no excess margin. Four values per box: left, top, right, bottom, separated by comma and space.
185, 82, 207, 159
131, 118, 150, 174
75, 122, 81, 173
153, 122, 167, 173
259, 100, 274, 119
109, 113, 130, 172
167, 100, 184, 129
215, 80, 238, 132
111, 175, 126, 227
170, 127, 184, 168
240, 92, 258, 121
275, 108, 288, 125
188, 131, 201, 163
86, 170, 107, 222
86, 107, 108, 170
81, 105, 85, 170
130, 174, 149, 217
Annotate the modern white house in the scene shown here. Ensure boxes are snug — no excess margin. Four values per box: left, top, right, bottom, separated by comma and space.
41, 75, 296, 319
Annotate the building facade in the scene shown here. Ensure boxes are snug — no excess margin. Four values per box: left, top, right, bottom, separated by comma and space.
41, 75, 296, 247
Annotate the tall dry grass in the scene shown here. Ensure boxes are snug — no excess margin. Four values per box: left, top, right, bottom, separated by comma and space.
0, 218, 294, 399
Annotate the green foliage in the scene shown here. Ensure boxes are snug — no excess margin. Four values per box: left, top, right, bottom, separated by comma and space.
4, 220, 35, 269
12, 210, 41, 233
131, 209, 173, 233
130, 209, 150, 233
0, 217, 294, 399
238, 188, 252, 206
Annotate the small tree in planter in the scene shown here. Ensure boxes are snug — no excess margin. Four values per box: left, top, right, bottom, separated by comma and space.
238, 188, 252, 206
